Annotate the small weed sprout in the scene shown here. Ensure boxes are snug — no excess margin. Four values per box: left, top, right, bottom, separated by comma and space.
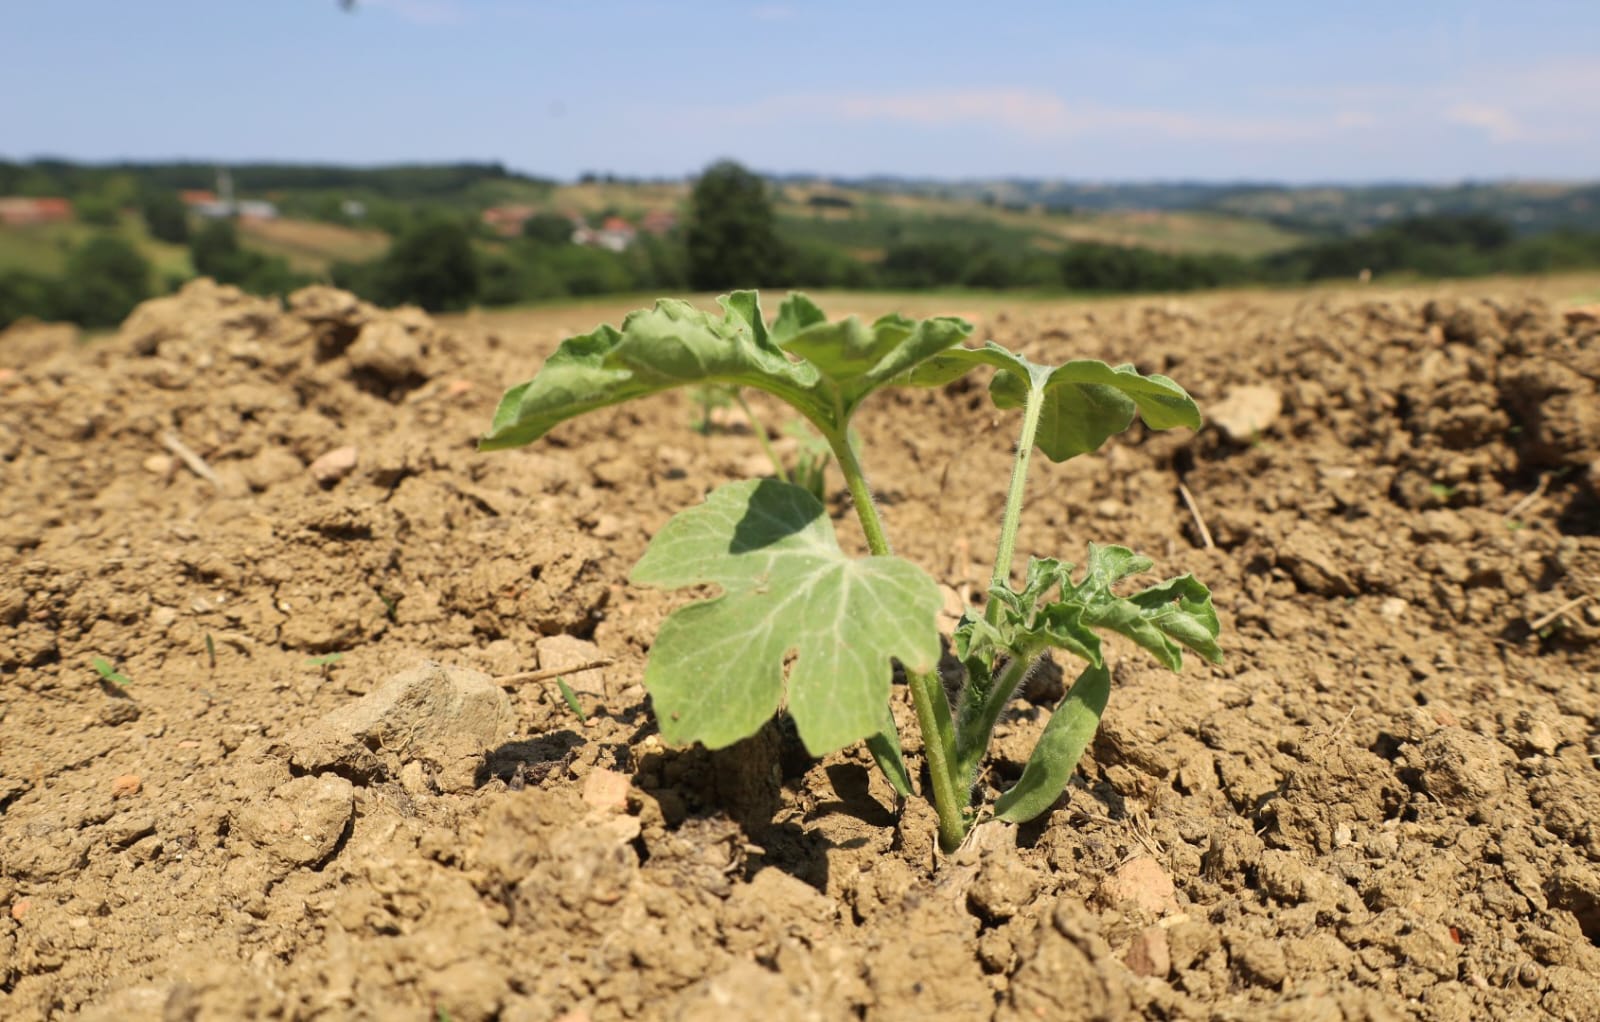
484, 292, 1221, 850
92, 657, 131, 688
556, 679, 587, 721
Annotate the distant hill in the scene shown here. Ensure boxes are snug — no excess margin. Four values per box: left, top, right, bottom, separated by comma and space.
787, 176, 1600, 236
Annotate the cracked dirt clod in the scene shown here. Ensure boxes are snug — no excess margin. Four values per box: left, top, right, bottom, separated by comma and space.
275, 660, 515, 792
231, 774, 355, 872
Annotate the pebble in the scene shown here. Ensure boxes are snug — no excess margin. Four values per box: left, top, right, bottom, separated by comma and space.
1124, 925, 1171, 978
1209, 385, 1283, 442
581, 769, 631, 813
1099, 856, 1180, 916
309, 445, 359, 485
111, 774, 142, 798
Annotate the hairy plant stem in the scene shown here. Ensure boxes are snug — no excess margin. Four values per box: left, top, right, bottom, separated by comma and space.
825, 425, 893, 558
826, 423, 967, 851
734, 391, 790, 485
956, 651, 1034, 782
985, 384, 1046, 625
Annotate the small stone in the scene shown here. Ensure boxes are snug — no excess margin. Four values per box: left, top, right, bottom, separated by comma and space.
1231, 935, 1289, 988
1124, 925, 1171, 978
589, 514, 623, 540
445, 379, 474, 397
150, 606, 178, 630
10, 897, 31, 921
1209, 385, 1282, 442
582, 769, 631, 812
111, 774, 142, 798
1379, 597, 1409, 621
142, 454, 174, 475
347, 319, 425, 384
275, 661, 514, 793
309, 445, 359, 485
398, 759, 433, 798
1516, 712, 1560, 757
1098, 856, 1180, 917
534, 635, 608, 701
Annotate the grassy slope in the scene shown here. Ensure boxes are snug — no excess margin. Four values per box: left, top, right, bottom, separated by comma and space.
0, 215, 191, 278
774, 185, 1307, 258
234, 218, 389, 273
0, 214, 388, 280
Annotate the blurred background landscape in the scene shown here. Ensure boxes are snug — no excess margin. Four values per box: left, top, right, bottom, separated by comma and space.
3, 0, 1598, 328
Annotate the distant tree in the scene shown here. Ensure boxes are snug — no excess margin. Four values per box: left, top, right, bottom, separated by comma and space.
56, 235, 151, 327
377, 219, 479, 310
189, 219, 305, 295
0, 270, 59, 328
190, 219, 250, 281
686, 160, 782, 290
74, 193, 120, 227
139, 190, 189, 244
522, 211, 576, 246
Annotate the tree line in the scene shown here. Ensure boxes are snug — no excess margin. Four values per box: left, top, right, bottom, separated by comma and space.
7, 159, 1600, 329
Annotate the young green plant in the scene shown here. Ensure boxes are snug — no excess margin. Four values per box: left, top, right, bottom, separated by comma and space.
482, 292, 1221, 851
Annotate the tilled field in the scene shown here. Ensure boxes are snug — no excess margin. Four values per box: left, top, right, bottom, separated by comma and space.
1, 278, 1598, 1021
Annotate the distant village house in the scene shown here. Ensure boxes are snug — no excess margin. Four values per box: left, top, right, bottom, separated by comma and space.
0, 197, 73, 226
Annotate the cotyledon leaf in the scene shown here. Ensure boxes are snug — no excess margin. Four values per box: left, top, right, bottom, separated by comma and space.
630, 478, 943, 756
992, 663, 1110, 824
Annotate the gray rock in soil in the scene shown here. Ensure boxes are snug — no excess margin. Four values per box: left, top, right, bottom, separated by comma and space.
273, 660, 515, 793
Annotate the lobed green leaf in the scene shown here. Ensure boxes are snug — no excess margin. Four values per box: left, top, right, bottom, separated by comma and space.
958, 547, 1222, 676
903, 341, 1201, 462
481, 292, 972, 450
630, 479, 943, 756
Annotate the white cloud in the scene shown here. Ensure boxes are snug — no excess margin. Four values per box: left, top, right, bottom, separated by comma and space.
727, 88, 1362, 145
1445, 104, 1523, 142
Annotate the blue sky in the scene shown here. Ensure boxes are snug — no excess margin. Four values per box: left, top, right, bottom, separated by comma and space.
3, 1, 1597, 183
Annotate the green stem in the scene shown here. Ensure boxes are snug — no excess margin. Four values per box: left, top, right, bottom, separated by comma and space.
825, 426, 893, 557
908, 666, 969, 852
956, 651, 1034, 781
985, 384, 1046, 625
825, 420, 966, 850
735, 391, 789, 485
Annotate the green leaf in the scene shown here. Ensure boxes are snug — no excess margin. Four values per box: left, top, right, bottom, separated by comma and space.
630, 479, 942, 755
992, 663, 1109, 824
770, 292, 828, 344
481, 295, 823, 450
967, 548, 1221, 674
92, 657, 131, 687
482, 293, 972, 449
903, 343, 1201, 462
1074, 545, 1222, 670
783, 311, 971, 410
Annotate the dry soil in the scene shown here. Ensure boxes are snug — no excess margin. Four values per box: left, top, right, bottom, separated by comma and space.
2, 278, 1599, 1021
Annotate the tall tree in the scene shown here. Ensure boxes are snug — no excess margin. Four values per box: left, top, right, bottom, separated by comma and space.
685, 160, 782, 290
378, 219, 479, 311
56, 236, 150, 327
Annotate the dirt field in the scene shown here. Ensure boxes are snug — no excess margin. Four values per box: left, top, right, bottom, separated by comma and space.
2, 276, 1598, 1021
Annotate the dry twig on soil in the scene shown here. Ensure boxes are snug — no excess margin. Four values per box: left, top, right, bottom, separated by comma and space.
159, 431, 223, 489
1177, 481, 1215, 550
494, 659, 614, 686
